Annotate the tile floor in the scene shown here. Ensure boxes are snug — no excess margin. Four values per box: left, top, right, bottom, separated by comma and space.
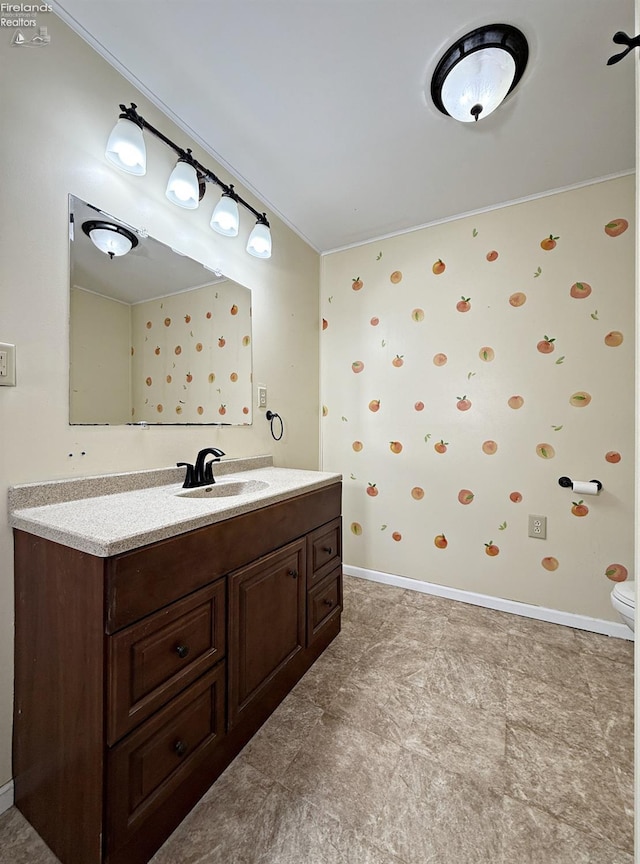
0, 574, 634, 864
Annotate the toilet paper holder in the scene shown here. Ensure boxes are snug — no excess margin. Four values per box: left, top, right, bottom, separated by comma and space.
558, 476, 602, 492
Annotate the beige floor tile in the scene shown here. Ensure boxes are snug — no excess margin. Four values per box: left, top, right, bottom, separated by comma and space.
505, 723, 633, 854
377, 604, 448, 648
422, 647, 507, 713
581, 651, 635, 715
151, 756, 274, 864
506, 669, 605, 753
572, 628, 634, 665
252, 782, 406, 864
501, 796, 634, 864
279, 712, 403, 832
241, 691, 324, 781
365, 748, 504, 864
506, 635, 589, 692
399, 587, 456, 616
0, 809, 60, 864
405, 690, 506, 792
440, 613, 511, 667
327, 664, 421, 745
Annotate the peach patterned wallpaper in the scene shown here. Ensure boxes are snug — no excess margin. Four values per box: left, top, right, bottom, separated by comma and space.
131, 280, 252, 424
320, 176, 634, 621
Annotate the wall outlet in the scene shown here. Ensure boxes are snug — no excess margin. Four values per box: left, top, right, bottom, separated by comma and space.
528, 514, 547, 539
0, 342, 16, 386
257, 385, 267, 408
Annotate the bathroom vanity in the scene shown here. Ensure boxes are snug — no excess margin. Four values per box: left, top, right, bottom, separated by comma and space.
10, 458, 342, 864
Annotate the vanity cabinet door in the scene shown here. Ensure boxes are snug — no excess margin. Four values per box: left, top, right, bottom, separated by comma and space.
228, 539, 306, 728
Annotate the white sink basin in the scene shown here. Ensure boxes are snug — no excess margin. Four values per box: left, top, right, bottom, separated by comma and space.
175, 479, 270, 499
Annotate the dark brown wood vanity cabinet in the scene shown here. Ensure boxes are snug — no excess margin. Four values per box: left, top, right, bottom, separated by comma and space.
12, 483, 342, 864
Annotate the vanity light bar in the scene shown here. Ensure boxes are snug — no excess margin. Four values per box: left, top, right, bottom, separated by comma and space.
105, 103, 272, 259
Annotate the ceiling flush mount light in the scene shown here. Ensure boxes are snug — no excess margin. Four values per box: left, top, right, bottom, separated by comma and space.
105, 103, 273, 259
431, 24, 528, 122
82, 220, 139, 259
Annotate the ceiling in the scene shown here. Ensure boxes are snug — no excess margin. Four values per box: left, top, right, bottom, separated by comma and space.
53, 1, 636, 254
69, 196, 227, 304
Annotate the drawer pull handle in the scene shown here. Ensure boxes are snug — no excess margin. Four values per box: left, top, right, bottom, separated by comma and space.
323, 599, 334, 607
288, 569, 298, 579
174, 740, 188, 757
322, 546, 333, 554
175, 644, 190, 659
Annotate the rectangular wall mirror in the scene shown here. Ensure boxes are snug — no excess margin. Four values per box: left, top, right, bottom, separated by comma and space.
69, 195, 253, 425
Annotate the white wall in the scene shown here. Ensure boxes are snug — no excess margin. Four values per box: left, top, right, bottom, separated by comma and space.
70, 287, 131, 423
0, 16, 320, 787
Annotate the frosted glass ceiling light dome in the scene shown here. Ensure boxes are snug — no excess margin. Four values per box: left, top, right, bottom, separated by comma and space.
166, 156, 200, 209
105, 113, 146, 175
431, 24, 528, 123
82, 220, 139, 259
246, 216, 272, 259
211, 188, 240, 236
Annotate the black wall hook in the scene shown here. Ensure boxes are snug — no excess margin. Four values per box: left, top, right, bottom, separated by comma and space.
607, 31, 640, 65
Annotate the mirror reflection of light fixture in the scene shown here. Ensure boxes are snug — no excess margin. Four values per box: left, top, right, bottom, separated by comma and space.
166, 153, 200, 209
210, 187, 240, 237
104, 103, 273, 258
246, 215, 272, 259
431, 24, 528, 122
82, 220, 139, 259
105, 108, 146, 175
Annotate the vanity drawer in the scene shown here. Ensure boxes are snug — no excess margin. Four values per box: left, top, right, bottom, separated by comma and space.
107, 579, 226, 744
307, 566, 342, 646
307, 518, 342, 587
106, 663, 226, 852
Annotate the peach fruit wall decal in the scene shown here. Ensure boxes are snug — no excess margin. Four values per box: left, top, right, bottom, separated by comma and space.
605, 564, 628, 581
604, 219, 628, 236
542, 557, 559, 571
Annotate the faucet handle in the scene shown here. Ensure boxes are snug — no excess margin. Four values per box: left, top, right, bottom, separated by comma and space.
177, 462, 196, 488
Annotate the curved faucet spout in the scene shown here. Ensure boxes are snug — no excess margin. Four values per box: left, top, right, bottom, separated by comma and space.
194, 448, 226, 485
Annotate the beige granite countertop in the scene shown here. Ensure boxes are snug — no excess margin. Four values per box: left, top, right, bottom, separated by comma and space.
9, 456, 342, 557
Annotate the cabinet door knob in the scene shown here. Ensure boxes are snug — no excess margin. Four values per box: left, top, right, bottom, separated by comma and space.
288, 569, 298, 578
175, 644, 190, 659
323, 599, 334, 606
323, 546, 333, 554
174, 740, 188, 757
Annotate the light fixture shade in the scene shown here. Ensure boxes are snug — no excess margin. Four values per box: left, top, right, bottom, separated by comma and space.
210, 193, 240, 236
82, 220, 139, 258
441, 48, 516, 122
431, 24, 528, 123
105, 117, 146, 175
246, 220, 272, 259
166, 160, 200, 209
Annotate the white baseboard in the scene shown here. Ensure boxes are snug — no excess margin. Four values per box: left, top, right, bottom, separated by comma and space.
0, 779, 14, 816
343, 565, 634, 641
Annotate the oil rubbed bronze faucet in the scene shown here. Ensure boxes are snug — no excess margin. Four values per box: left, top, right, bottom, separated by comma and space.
177, 447, 225, 488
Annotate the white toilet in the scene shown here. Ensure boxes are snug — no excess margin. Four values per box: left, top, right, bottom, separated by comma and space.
611, 580, 635, 632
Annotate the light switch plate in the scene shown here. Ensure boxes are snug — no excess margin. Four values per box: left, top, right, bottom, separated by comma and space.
0, 342, 16, 386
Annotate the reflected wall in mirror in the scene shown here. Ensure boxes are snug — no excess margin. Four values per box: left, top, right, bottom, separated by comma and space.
69, 195, 253, 425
